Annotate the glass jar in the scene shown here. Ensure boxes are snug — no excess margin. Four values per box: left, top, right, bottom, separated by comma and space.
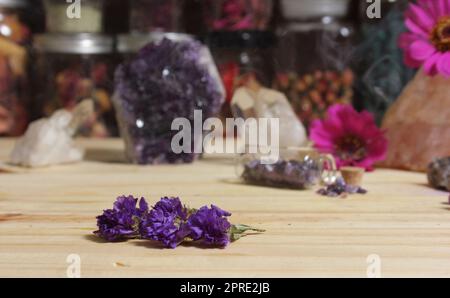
204, 0, 273, 31
280, 0, 349, 22
130, 0, 183, 33
44, 0, 104, 33
34, 34, 118, 137
207, 31, 275, 133
117, 32, 194, 59
273, 0, 355, 129
0, 0, 30, 136
237, 147, 337, 189
103, 0, 129, 34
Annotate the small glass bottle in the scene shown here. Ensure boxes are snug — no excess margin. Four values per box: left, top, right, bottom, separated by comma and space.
44, 0, 105, 33
237, 147, 337, 189
274, 0, 355, 129
34, 33, 118, 137
0, 0, 30, 136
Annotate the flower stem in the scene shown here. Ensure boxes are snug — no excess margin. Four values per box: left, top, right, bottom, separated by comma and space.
230, 224, 265, 242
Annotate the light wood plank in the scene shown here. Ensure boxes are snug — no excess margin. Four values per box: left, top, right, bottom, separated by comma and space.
0, 138, 449, 277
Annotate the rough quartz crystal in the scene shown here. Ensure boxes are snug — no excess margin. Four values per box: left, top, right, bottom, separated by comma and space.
427, 157, 450, 191
231, 86, 308, 149
381, 70, 450, 172
9, 100, 93, 167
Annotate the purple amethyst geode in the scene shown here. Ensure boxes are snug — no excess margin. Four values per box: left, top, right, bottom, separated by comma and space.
114, 37, 225, 164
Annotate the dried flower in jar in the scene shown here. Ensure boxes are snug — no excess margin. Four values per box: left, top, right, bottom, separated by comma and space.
273, 69, 354, 128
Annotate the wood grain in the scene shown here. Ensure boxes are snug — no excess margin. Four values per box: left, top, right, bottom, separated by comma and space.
0, 138, 449, 277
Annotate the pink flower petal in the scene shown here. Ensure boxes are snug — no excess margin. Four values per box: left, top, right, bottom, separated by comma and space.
403, 51, 423, 68
398, 32, 420, 50
423, 52, 442, 75
436, 52, 450, 77
418, 0, 440, 19
309, 104, 387, 172
398, 33, 425, 68
409, 40, 436, 61
406, 3, 435, 32
436, 0, 450, 17
309, 121, 335, 145
405, 17, 429, 38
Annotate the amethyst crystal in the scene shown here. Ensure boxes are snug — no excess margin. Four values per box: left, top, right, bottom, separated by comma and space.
114, 37, 225, 164
94, 196, 149, 242
317, 178, 368, 197
242, 159, 322, 189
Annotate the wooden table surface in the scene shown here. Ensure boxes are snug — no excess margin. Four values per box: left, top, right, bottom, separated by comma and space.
0, 138, 449, 278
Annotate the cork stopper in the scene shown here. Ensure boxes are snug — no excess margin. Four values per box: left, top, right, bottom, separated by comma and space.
340, 167, 365, 187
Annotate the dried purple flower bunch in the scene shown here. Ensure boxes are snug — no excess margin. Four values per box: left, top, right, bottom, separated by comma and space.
94, 196, 264, 249
242, 159, 322, 189
140, 197, 191, 248
317, 178, 367, 198
94, 195, 149, 242
114, 37, 225, 164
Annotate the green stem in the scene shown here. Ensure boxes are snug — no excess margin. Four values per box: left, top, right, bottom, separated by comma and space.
230, 224, 266, 242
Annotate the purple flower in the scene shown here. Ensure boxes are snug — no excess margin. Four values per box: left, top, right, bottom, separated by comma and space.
154, 197, 188, 220
94, 196, 149, 242
187, 205, 232, 247
140, 197, 190, 248
94, 196, 265, 248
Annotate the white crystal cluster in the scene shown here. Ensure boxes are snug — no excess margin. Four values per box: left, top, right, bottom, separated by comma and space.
231, 86, 308, 149
10, 100, 93, 168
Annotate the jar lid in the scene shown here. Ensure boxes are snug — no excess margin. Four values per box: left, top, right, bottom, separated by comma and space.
206, 31, 275, 49
281, 0, 350, 20
117, 33, 195, 53
0, 0, 27, 7
34, 33, 114, 54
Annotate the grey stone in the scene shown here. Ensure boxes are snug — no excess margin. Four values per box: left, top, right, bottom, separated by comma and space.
427, 157, 450, 191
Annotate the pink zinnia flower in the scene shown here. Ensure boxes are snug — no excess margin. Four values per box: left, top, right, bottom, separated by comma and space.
309, 104, 388, 171
399, 0, 450, 77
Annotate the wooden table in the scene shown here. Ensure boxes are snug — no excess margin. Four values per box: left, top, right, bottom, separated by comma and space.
0, 138, 449, 278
